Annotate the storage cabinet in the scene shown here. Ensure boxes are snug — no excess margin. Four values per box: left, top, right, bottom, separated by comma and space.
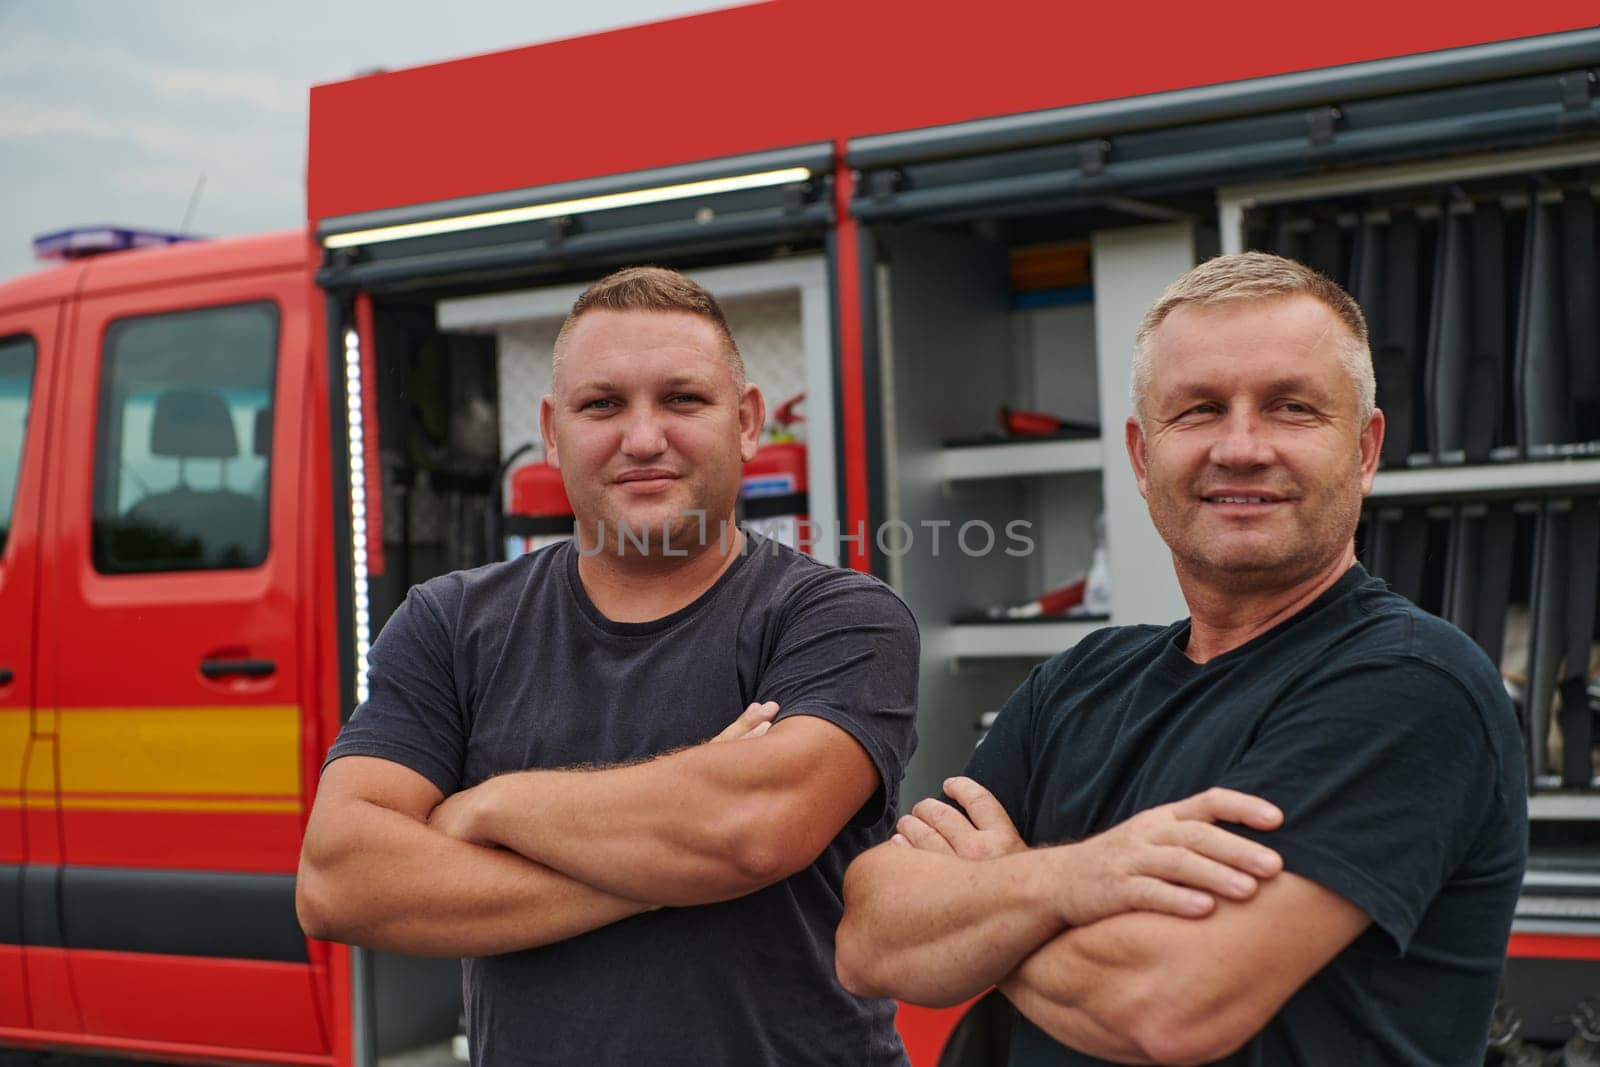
870, 222, 1196, 803
1217, 149, 1600, 1044
1222, 146, 1600, 811
857, 78, 1600, 1035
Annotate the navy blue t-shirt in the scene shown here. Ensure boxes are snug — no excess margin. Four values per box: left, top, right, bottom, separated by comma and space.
327, 533, 920, 1066
965, 564, 1526, 1066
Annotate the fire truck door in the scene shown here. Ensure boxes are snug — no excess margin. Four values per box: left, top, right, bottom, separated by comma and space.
35, 268, 327, 1058
0, 300, 63, 1036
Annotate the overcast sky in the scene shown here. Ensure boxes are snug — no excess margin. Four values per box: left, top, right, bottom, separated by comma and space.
0, 0, 745, 281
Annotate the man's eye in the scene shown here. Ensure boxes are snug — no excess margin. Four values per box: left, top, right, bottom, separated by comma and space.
584, 398, 617, 411
669, 393, 705, 405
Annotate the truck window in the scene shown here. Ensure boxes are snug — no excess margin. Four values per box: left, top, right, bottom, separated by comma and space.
92, 302, 277, 574
0, 334, 35, 557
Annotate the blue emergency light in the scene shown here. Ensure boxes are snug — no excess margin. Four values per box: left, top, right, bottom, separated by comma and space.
32, 226, 202, 261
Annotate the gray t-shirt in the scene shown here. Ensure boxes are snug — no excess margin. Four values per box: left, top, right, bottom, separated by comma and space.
326, 532, 920, 1066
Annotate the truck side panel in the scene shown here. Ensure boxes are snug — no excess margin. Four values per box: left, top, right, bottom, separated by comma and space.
28, 258, 330, 1061
0, 286, 72, 1037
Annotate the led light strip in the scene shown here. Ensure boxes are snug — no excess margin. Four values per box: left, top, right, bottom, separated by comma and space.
322, 166, 812, 249
343, 327, 372, 706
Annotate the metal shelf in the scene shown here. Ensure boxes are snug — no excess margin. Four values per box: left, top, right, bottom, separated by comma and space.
947, 619, 1101, 660
1511, 917, 1600, 938
940, 438, 1103, 482
1369, 458, 1600, 499
1528, 793, 1600, 820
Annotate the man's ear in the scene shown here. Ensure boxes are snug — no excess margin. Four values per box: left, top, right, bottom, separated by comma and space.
1358, 407, 1385, 493
739, 384, 766, 463
1125, 415, 1150, 500
539, 394, 559, 469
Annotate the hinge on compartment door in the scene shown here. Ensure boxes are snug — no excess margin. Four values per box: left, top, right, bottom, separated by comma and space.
1557, 70, 1599, 132
544, 216, 572, 249
866, 169, 903, 202
1077, 140, 1110, 178
782, 181, 811, 215
1555, 70, 1593, 111
1305, 106, 1341, 148
1560, 70, 1596, 111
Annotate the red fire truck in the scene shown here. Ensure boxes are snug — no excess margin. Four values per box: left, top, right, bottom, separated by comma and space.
3, 3, 1600, 1063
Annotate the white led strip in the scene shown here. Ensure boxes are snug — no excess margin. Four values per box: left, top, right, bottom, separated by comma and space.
321, 166, 812, 249
343, 326, 373, 707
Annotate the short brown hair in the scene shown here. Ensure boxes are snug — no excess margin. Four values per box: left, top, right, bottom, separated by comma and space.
1131, 252, 1375, 423
552, 266, 745, 388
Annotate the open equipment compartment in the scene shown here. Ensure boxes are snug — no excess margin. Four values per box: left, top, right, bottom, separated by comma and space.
853, 27, 1600, 1051
314, 145, 838, 1066
1223, 142, 1600, 1046
848, 105, 1233, 803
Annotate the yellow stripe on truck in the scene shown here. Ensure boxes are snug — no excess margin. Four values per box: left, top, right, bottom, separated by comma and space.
56, 794, 302, 814
0, 708, 27, 790
55, 706, 302, 808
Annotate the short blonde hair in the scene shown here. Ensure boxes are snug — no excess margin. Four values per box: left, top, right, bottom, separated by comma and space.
1130, 252, 1375, 424
552, 265, 745, 389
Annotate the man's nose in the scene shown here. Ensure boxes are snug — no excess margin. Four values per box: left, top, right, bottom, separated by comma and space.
620, 406, 668, 457
1209, 409, 1275, 468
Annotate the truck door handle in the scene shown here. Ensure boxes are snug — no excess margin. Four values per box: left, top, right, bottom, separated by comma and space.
0, 668, 12, 685
199, 658, 277, 679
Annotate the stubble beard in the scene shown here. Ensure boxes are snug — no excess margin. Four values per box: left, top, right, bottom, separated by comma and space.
576, 483, 740, 559
1149, 473, 1364, 596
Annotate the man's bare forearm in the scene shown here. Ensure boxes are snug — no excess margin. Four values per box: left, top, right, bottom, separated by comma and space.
997, 874, 1367, 1065
835, 842, 1080, 1007
999, 921, 1166, 1063
297, 796, 650, 957
448, 718, 875, 904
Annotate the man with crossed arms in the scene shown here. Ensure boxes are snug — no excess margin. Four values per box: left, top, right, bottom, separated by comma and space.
837, 252, 1526, 1065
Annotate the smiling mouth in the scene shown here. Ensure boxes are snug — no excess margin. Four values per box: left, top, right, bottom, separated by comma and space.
1204, 495, 1277, 504
616, 470, 678, 484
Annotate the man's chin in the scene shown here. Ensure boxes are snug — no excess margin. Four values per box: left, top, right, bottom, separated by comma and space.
580, 507, 729, 555
1180, 546, 1336, 591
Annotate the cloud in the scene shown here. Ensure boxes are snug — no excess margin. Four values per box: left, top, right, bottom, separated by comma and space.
0, 25, 303, 120
0, 100, 287, 180
146, 68, 303, 119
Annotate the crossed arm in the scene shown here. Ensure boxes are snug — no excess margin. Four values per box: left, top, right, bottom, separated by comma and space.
835, 778, 1369, 1064
297, 700, 877, 956
999, 874, 1367, 1064
295, 752, 652, 957
427, 709, 879, 904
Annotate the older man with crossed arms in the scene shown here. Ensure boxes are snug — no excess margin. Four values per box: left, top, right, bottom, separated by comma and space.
837, 252, 1526, 1066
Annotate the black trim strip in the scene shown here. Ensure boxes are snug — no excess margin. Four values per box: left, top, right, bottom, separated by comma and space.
847, 28, 1600, 168
21, 865, 60, 947
0, 863, 19, 944
66, 866, 305, 962
0, 864, 306, 963
317, 142, 835, 238
851, 67, 1600, 224
740, 491, 809, 521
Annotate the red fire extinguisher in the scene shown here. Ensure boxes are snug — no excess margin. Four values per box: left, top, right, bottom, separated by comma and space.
500, 445, 575, 559
741, 393, 809, 553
